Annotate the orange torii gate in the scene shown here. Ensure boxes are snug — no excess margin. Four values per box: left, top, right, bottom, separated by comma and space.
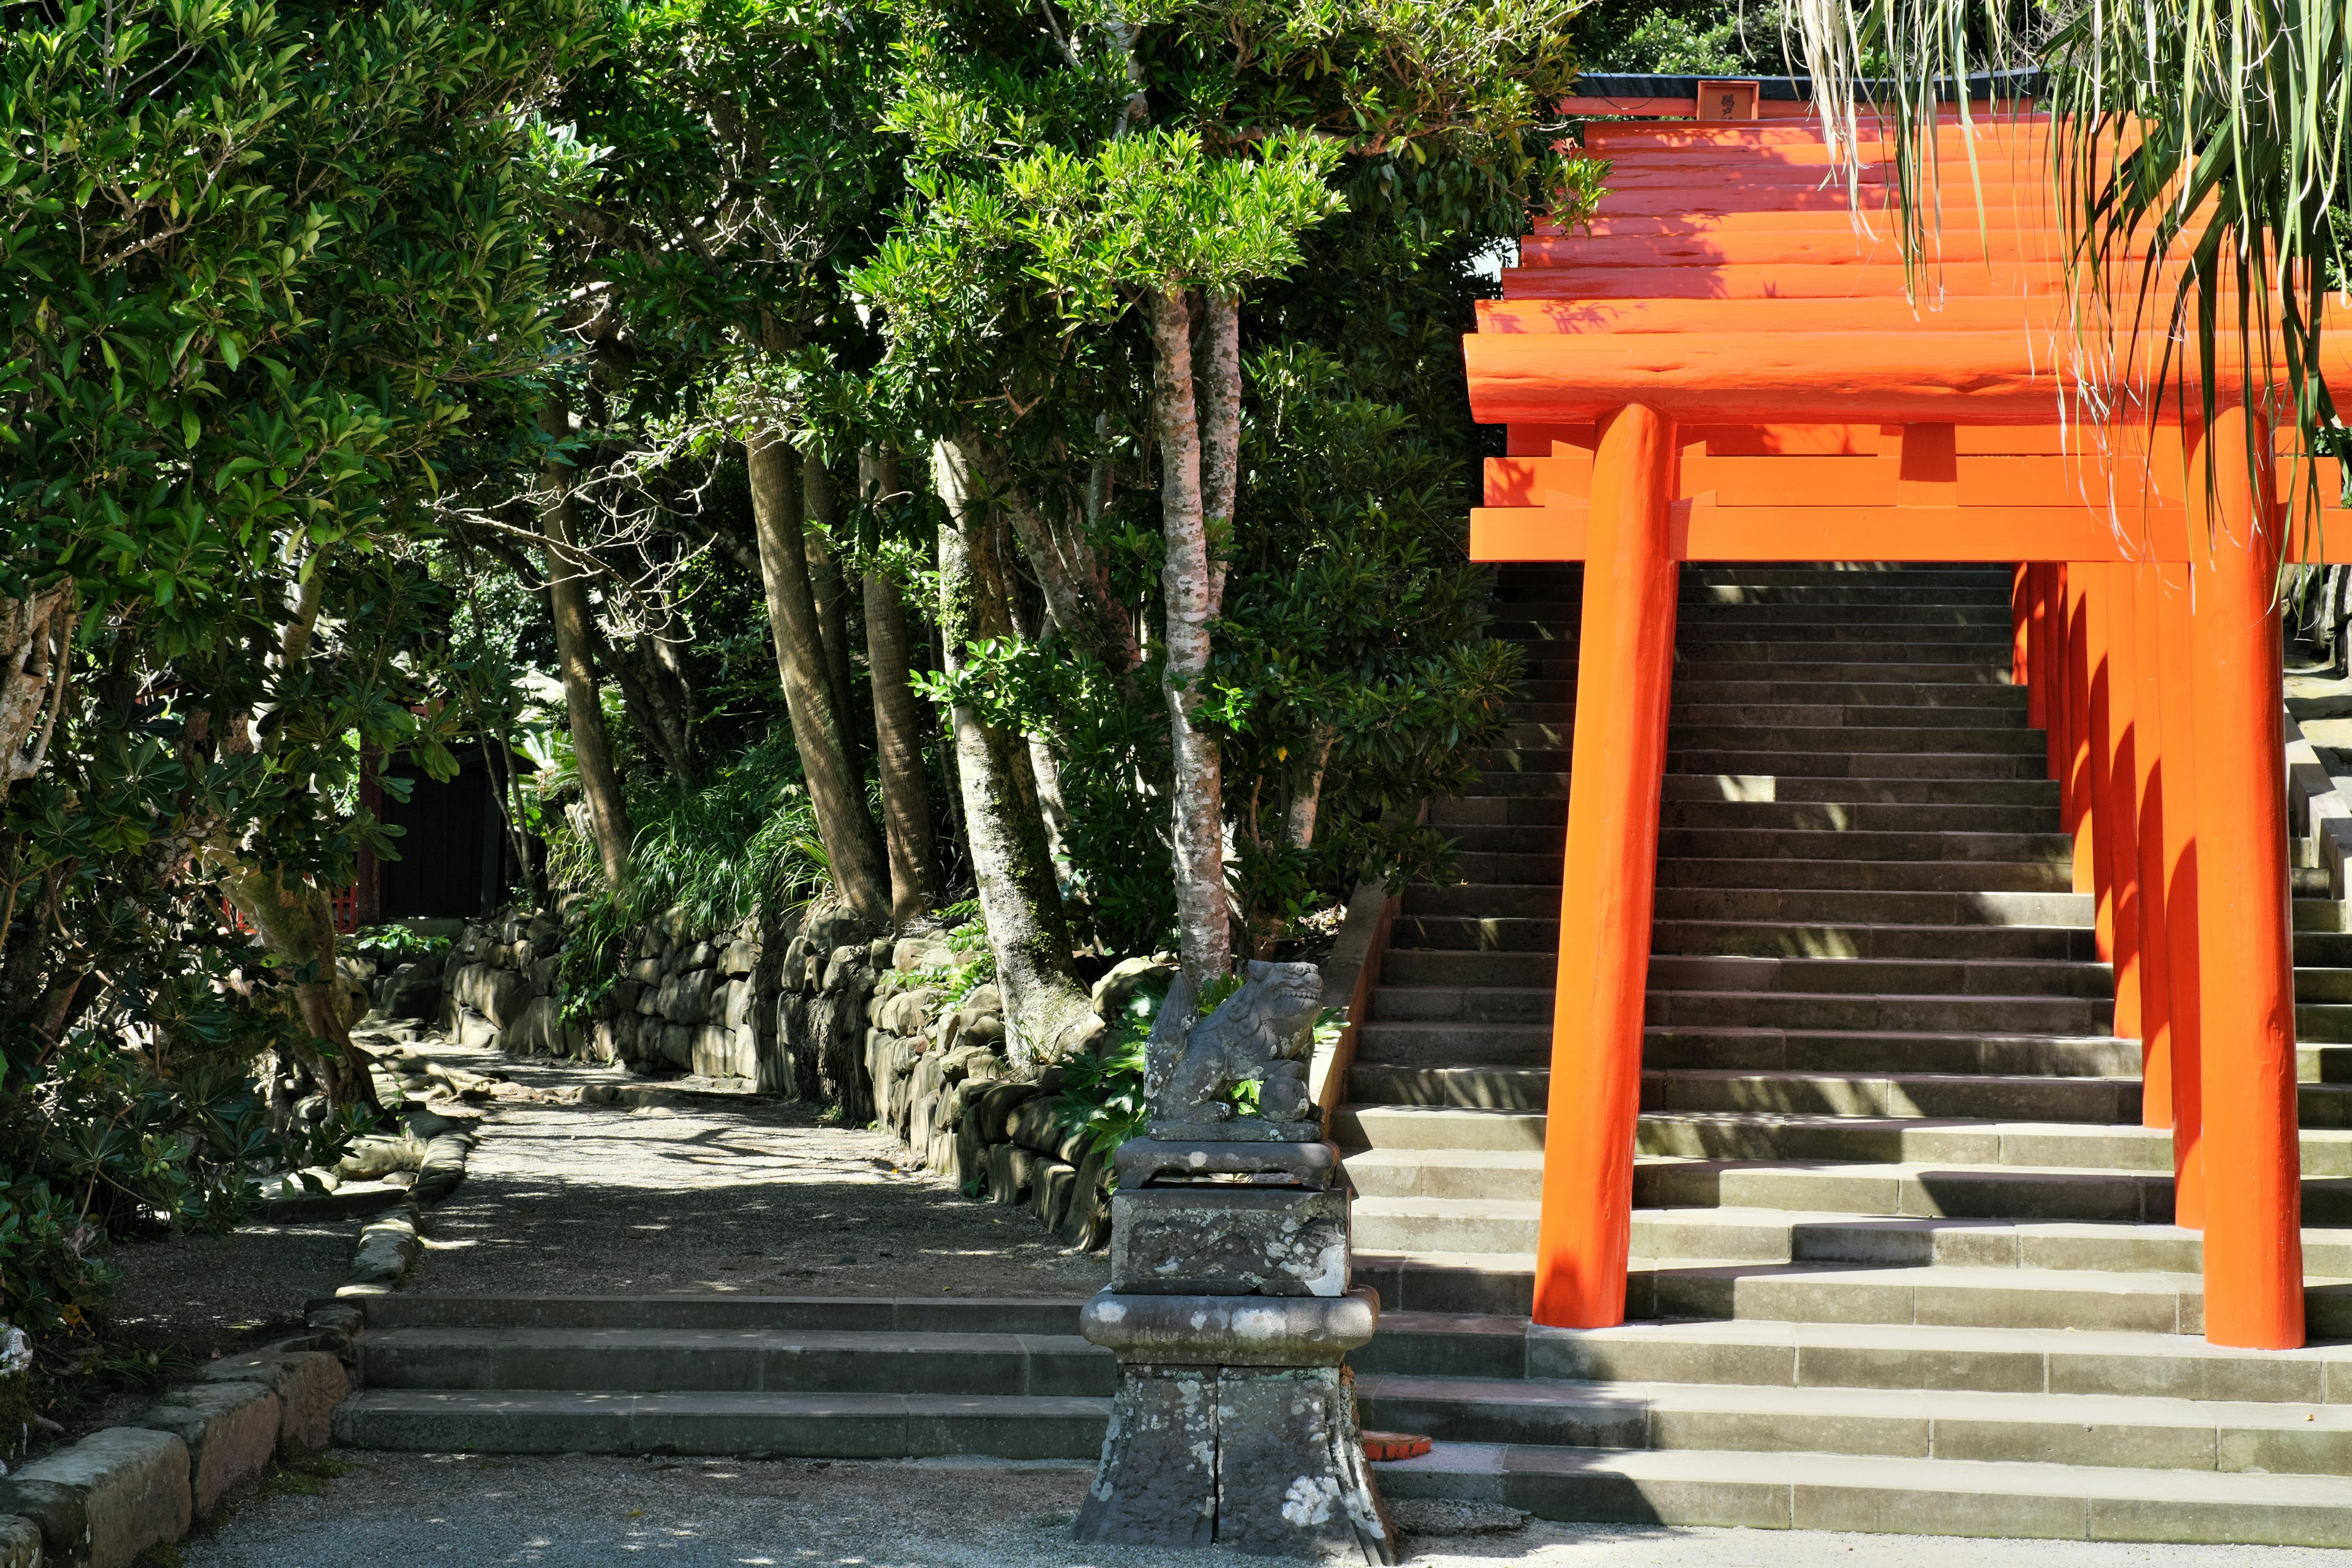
1464, 114, 2352, 1351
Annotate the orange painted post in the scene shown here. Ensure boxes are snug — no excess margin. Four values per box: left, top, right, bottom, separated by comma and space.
2157, 563, 2205, 1225
2011, 563, 2032, 695
2132, 562, 2176, 1128
2095, 571, 2145, 1041
2045, 564, 2071, 795
2026, 563, 2051, 731
2070, 567, 2111, 948
1532, 402, 1680, 1331
2192, 406, 2304, 1350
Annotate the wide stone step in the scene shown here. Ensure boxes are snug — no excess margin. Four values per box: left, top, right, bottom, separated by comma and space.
1669, 658, 2020, 685
356, 1327, 1112, 1396
1663, 749, 2049, 780
1665, 704, 2029, 733
1345, 1109, 2352, 1177
1642, 1025, 2142, 1077
1665, 724, 2045, 756
1642, 1069, 2137, 1122
1371, 1436, 2352, 1544
1431, 777, 2064, 823
1357, 1371, 2352, 1476
1662, 680, 2029, 710
351, 1295, 1087, 1333
1648, 918, 2098, 962
333, 1388, 1106, 1458
1356, 1019, 2145, 1076
1365, 1310, 2352, 1400
1647, 989, 2111, 1035
1654, 800, 2061, 834
1659, 858, 2073, 894
1654, 828, 2071, 866
1351, 1063, 2138, 1123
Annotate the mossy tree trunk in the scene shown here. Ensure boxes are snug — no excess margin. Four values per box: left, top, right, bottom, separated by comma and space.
933, 439, 1101, 1067
538, 396, 635, 889
860, 447, 941, 921
747, 429, 891, 922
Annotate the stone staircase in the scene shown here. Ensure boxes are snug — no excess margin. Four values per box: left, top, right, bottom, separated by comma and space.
330, 561, 2352, 1545
1328, 560, 2352, 1540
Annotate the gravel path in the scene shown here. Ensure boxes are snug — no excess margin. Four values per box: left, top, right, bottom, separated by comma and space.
173, 1452, 2342, 1567
401, 1036, 1109, 1300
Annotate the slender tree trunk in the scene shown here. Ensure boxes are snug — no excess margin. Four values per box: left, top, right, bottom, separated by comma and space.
537, 398, 634, 889
0, 582, 75, 809
1286, 726, 1338, 850
748, 429, 890, 922
861, 448, 941, 922
219, 861, 384, 1115
1197, 290, 1242, 615
933, 441, 1099, 1066
802, 455, 864, 782
1148, 287, 1231, 990
958, 430, 1140, 677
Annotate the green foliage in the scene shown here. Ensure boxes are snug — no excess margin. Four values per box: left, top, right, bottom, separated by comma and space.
908, 920, 998, 1009
549, 731, 831, 1018
345, 926, 453, 962
1052, 967, 1170, 1153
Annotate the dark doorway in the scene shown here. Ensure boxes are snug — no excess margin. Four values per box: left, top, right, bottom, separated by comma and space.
375, 752, 531, 919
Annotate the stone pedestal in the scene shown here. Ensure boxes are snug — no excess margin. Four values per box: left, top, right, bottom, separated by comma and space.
1076, 1134, 1396, 1562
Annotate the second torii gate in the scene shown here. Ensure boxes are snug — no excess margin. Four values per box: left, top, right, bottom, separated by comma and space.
1466, 114, 2352, 1351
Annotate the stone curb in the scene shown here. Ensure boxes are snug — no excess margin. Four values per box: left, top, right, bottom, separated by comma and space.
339, 1204, 423, 1297
254, 1107, 477, 1222
0, 1425, 189, 1568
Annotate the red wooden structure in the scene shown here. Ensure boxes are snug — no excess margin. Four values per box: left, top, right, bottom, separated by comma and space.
1465, 113, 2352, 1350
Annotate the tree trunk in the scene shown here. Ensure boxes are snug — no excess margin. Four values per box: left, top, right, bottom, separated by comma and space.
1197, 290, 1243, 614
933, 441, 1100, 1067
537, 398, 635, 888
0, 582, 75, 807
218, 862, 383, 1115
1286, 726, 1338, 850
801, 455, 865, 783
747, 429, 890, 922
956, 430, 1140, 678
1148, 287, 1232, 991
861, 448, 941, 922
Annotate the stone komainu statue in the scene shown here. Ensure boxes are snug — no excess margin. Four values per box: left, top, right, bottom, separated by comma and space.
1143, 959, 1323, 1126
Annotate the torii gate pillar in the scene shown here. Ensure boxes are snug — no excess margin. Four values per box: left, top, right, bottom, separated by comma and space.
1532, 403, 1679, 1327
2192, 406, 2305, 1349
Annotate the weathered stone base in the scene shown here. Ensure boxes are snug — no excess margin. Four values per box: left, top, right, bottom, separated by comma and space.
1074, 1362, 1396, 1562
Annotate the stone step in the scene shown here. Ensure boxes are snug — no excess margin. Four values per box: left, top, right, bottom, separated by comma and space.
333, 1388, 1106, 1458
1378, 934, 2110, 988
356, 1327, 1112, 1396
1340, 1109, 2352, 1177
1498, 603, 2017, 631
1370, 1436, 2352, 1545
1355, 1019, 2144, 1076
1351, 1226, 2352, 1335
1656, 680, 2029, 709
1657, 888, 2094, 925
1355, 1371, 2352, 1476
1647, 989, 2111, 1035
1355, 1056, 2352, 1126
1362, 1311, 2352, 1400
1347, 1152, 2217, 1224
1518, 660, 2024, 694
1502, 616, 2015, 644
350, 1295, 1086, 1333
1351, 1063, 2138, 1121
1649, 919, 2100, 962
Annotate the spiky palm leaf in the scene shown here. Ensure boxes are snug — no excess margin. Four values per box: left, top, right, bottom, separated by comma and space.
1790, 0, 2348, 517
